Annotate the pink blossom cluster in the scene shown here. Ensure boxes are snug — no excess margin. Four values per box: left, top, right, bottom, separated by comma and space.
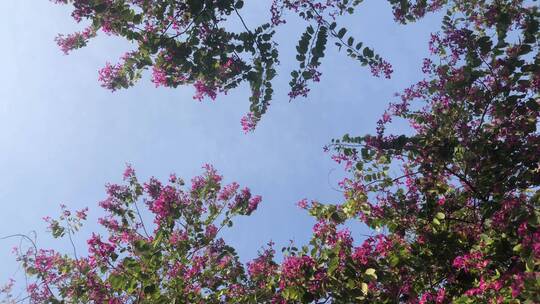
55, 27, 95, 55
218, 182, 240, 201
280, 255, 316, 282
369, 59, 393, 79
151, 66, 168, 87
419, 288, 446, 304
87, 233, 116, 262
247, 245, 278, 282
270, 0, 287, 25
240, 113, 258, 133
97, 52, 141, 91
98, 62, 124, 91
193, 80, 218, 101
452, 251, 489, 272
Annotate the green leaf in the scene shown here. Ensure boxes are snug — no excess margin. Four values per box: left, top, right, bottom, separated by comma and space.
389, 255, 400, 267
283, 287, 302, 300
328, 257, 339, 274
235, 0, 244, 9
144, 284, 157, 295
361, 282, 369, 295
365, 268, 377, 279
337, 28, 347, 39
109, 274, 125, 289
362, 47, 374, 58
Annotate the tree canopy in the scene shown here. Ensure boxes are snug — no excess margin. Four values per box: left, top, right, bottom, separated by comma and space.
1, 0, 539, 303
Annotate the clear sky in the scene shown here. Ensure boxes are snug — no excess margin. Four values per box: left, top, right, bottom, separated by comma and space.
0, 1, 441, 284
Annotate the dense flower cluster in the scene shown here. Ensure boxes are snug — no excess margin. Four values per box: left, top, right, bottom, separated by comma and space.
240, 113, 258, 133
54, 26, 95, 55
97, 52, 140, 91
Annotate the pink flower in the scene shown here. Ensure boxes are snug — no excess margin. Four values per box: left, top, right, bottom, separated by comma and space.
147, 185, 179, 223
98, 62, 123, 91
97, 52, 136, 91
76, 207, 88, 220
218, 182, 240, 201
247, 195, 262, 213
169, 230, 188, 244
352, 242, 372, 265
296, 199, 308, 209
437, 197, 446, 206
205, 224, 218, 239
422, 58, 433, 74
122, 164, 135, 180
151, 66, 168, 87
369, 59, 393, 79
248, 246, 277, 279
511, 274, 525, 297
193, 80, 217, 101
240, 113, 258, 133
87, 233, 115, 259
452, 251, 488, 272
270, 0, 287, 26
55, 27, 95, 55
281, 255, 315, 280
436, 288, 446, 303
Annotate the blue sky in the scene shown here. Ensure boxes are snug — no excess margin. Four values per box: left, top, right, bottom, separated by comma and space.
0, 1, 440, 284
